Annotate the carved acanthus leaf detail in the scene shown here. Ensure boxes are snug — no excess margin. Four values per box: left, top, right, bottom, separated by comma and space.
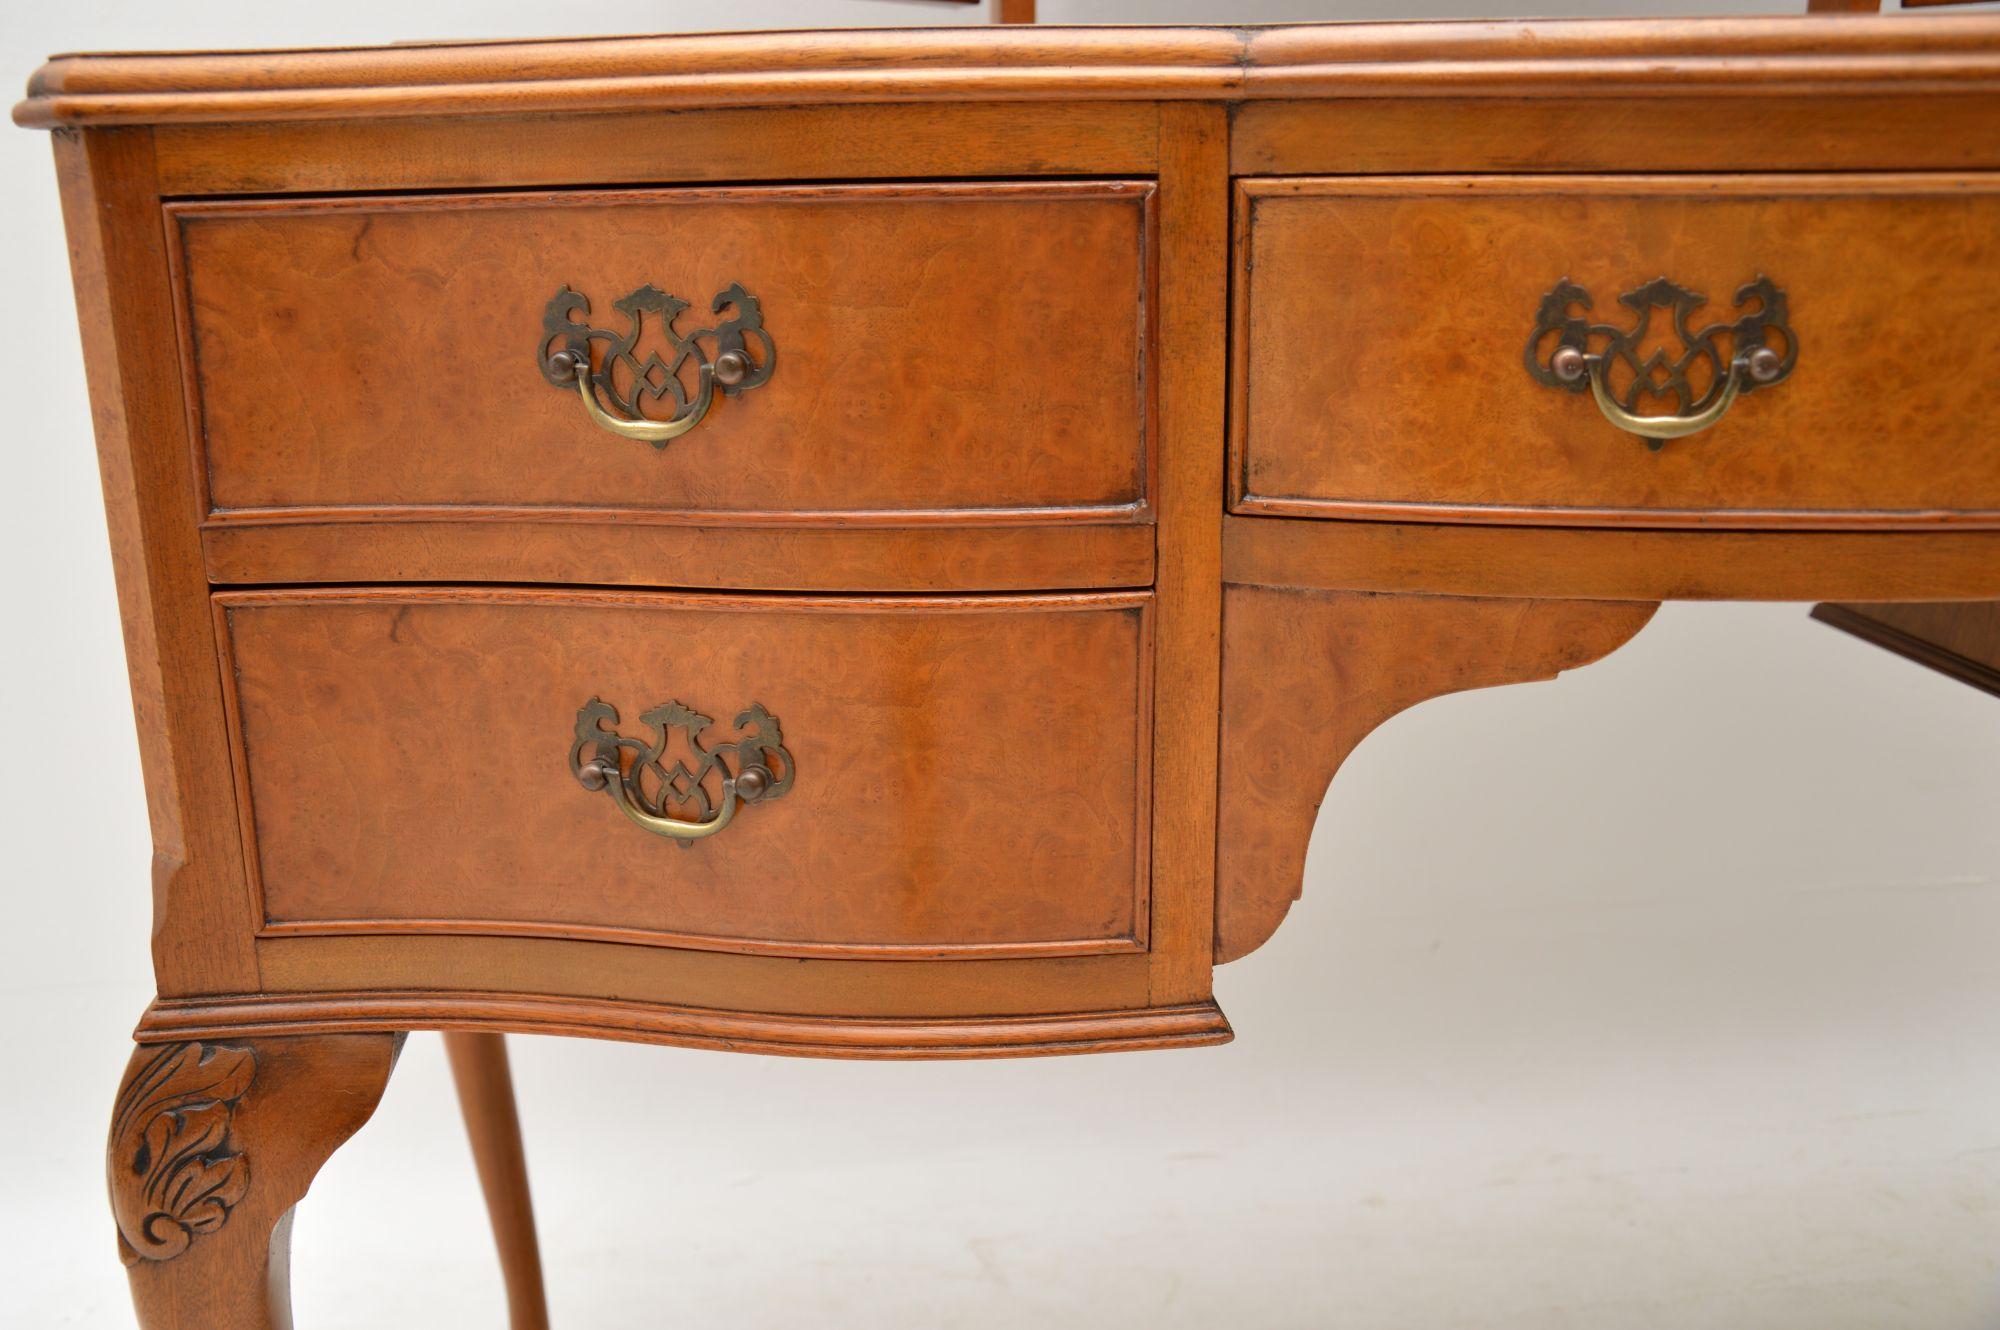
110, 1041, 257, 1262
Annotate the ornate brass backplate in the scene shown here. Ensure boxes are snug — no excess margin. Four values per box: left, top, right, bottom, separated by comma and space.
569, 698, 794, 844
1525, 275, 1796, 447
538, 282, 776, 446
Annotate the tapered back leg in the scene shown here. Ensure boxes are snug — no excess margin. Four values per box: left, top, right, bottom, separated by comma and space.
444, 1032, 551, 1330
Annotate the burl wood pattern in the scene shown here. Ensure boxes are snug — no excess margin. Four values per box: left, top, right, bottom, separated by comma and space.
216, 588, 1151, 959
24, 18, 2000, 1327
1236, 176, 2000, 527
1215, 587, 1657, 962
111, 1034, 400, 1330
175, 182, 1149, 522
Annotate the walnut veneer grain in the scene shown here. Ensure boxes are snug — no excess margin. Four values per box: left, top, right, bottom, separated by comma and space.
21, 17, 2000, 1326
1235, 176, 2000, 528
1215, 587, 1658, 963
175, 182, 1154, 586
216, 588, 1153, 961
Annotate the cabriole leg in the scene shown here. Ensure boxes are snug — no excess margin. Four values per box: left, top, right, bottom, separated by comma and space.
108, 1032, 403, 1330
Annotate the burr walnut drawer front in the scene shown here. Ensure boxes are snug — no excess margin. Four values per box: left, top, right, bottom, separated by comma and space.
171, 181, 1154, 587
214, 588, 1152, 960
1233, 175, 2000, 528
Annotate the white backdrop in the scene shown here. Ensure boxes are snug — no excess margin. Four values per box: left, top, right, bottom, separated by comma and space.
4, 3, 1999, 1327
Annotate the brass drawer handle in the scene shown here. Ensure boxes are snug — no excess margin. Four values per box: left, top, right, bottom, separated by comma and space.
1526, 276, 1795, 449
539, 282, 775, 449
570, 697, 793, 844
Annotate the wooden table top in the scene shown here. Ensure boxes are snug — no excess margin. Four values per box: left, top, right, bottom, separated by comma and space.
18, 15, 2000, 126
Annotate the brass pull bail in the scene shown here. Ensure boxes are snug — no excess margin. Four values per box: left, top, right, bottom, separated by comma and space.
1525, 275, 1795, 449
1551, 343, 1784, 442
568, 698, 793, 845
538, 281, 775, 449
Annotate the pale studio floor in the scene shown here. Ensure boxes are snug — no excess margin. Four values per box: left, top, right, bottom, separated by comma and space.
6, 603, 2000, 1329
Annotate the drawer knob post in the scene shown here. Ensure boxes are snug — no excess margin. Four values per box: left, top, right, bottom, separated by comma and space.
569, 697, 793, 844
1527, 275, 1795, 449
538, 281, 776, 449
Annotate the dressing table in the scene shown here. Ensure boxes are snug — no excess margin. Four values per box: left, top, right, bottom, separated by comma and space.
18, 14, 2000, 1326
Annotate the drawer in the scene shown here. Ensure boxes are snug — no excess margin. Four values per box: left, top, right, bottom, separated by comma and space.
215, 588, 1151, 960
1233, 176, 2000, 528
172, 182, 1154, 587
